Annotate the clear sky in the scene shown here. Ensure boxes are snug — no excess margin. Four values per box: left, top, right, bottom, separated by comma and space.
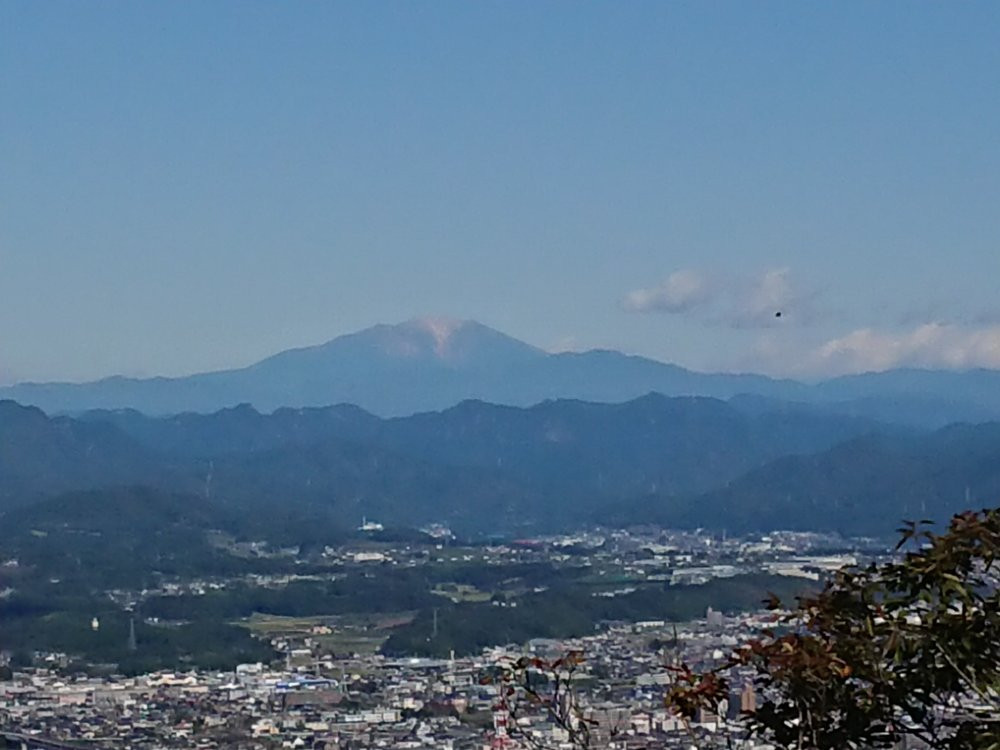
3, 1, 1000, 384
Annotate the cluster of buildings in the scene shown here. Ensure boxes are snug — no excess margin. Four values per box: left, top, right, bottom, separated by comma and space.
105, 525, 877, 607
1, 611, 785, 749
0, 526, 890, 748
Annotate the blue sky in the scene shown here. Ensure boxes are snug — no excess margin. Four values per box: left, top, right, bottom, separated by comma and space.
2, 2, 999, 383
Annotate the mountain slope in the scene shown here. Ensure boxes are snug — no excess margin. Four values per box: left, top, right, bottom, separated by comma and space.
5, 393, 999, 536
0, 401, 170, 507
80, 402, 382, 458
623, 424, 1000, 535
6, 319, 1000, 424
0, 318, 806, 416
0, 487, 240, 586
373, 393, 888, 497
78, 393, 888, 501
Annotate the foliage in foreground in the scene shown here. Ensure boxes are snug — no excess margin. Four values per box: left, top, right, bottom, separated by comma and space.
668, 508, 1000, 749
489, 651, 600, 750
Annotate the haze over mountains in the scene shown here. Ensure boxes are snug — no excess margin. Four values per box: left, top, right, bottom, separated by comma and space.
2, 317, 1000, 540
5, 318, 1000, 426
1, 389, 996, 538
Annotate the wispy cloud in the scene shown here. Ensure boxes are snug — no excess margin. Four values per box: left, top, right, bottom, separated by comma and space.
805, 322, 1000, 375
729, 267, 824, 328
894, 297, 1000, 328
622, 267, 821, 329
621, 269, 714, 314
626, 270, 1000, 377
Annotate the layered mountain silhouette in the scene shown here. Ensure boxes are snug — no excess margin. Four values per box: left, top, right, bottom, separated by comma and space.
4, 318, 1000, 426
616, 422, 1000, 536
0, 400, 168, 507
77, 393, 886, 498
3, 318, 1000, 538
1, 392, 995, 536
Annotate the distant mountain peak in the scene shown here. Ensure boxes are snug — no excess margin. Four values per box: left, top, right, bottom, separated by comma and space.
6, 317, 1000, 423
342, 317, 542, 366
399, 316, 471, 357
407, 315, 464, 338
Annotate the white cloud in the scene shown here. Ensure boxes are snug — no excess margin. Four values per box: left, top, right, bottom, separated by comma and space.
621, 269, 714, 313
623, 266, 819, 329
625, 269, 1000, 377
806, 322, 1000, 375
732, 267, 803, 328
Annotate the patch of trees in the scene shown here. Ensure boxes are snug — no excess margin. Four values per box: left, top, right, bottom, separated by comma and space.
382, 574, 812, 657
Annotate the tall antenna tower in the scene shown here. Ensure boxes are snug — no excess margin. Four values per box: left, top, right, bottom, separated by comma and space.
490, 681, 516, 748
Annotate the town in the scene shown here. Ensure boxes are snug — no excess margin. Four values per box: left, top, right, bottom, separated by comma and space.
1, 526, 885, 749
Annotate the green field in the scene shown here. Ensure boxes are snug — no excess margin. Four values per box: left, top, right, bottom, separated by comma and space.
242, 611, 417, 655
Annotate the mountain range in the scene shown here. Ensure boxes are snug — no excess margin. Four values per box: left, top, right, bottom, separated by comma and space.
2, 318, 1000, 540
6, 317, 1000, 426
1, 390, 995, 537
